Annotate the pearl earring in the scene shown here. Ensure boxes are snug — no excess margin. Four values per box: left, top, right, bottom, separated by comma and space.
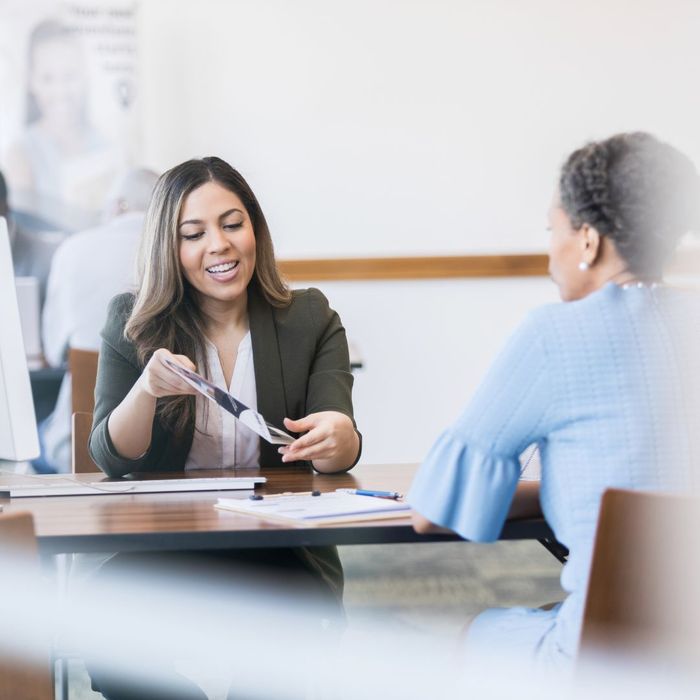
578, 261, 590, 271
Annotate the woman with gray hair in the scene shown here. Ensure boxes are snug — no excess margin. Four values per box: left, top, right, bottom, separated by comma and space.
409, 132, 700, 671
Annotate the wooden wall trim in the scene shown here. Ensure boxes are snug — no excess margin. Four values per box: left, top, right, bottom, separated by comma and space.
278, 253, 550, 281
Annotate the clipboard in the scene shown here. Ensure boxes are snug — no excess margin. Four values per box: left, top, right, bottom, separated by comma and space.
164, 358, 295, 445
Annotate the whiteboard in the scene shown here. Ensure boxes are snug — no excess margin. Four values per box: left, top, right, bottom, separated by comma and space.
138, 0, 700, 259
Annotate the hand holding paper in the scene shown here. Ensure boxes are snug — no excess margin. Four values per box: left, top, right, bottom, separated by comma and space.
139, 348, 199, 398
164, 358, 294, 445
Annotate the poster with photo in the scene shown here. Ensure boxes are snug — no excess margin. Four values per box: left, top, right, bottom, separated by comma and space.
0, 0, 140, 232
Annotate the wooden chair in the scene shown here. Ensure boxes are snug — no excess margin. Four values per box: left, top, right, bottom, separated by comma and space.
71, 412, 98, 474
68, 348, 99, 415
68, 349, 99, 474
580, 488, 700, 667
0, 512, 54, 700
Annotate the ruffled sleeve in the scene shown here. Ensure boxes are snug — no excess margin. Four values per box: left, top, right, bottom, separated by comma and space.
408, 307, 556, 542
407, 429, 521, 541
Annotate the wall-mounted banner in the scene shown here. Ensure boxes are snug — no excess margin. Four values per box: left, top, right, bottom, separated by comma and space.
0, 0, 139, 232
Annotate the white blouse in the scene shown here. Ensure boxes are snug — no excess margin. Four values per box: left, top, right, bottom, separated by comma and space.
185, 331, 260, 469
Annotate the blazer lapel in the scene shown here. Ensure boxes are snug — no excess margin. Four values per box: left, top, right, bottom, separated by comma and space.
248, 283, 288, 467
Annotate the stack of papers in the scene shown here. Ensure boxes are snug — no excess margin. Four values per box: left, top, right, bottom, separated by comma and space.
216, 492, 411, 526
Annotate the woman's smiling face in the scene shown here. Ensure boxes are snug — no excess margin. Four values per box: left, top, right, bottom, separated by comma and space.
177, 180, 256, 309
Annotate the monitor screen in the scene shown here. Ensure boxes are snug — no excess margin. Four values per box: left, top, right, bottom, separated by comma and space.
0, 216, 40, 461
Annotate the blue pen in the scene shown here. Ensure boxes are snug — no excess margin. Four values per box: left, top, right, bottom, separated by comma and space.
336, 488, 402, 500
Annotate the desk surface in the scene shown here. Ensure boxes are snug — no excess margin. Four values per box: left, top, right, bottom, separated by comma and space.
0, 463, 551, 554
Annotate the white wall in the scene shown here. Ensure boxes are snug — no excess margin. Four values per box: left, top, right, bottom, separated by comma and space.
134, 1, 700, 463
293, 277, 559, 463
138, 0, 700, 258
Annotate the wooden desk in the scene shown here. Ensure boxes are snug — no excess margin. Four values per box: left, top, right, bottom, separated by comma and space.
0, 464, 554, 555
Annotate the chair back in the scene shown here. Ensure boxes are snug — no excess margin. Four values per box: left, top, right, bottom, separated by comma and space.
0, 512, 54, 699
69, 348, 99, 415
72, 411, 99, 474
580, 488, 700, 667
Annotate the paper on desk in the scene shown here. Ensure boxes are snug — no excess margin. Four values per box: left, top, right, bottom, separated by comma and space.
164, 359, 294, 445
215, 492, 412, 526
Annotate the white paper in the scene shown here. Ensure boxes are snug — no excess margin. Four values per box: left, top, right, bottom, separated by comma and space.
164, 359, 294, 445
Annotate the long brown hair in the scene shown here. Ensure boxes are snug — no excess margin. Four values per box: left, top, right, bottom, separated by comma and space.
125, 157, 291, 436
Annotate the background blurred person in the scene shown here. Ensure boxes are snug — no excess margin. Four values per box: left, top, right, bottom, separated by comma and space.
0, 169, 8, 223
34, 167, 159, 474
4, 18, 121, 232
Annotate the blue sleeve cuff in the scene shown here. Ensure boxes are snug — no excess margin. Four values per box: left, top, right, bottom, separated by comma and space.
407, 429, 521, 542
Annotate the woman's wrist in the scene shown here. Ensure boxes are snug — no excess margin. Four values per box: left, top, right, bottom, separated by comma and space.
312, 424, 360, 473
134, 372, 159, 404
107, 378, 157, 460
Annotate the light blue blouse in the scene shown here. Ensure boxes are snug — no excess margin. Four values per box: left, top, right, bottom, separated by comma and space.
408, 282, 699, 668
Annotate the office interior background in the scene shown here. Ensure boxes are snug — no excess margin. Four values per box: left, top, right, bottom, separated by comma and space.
1, 1, 700, 697
1, 0, 699, 464
141, 0, 700, 464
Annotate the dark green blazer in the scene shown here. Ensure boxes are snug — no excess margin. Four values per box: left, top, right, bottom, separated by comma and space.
89, 284, 360, 477
88, 284, 359, 600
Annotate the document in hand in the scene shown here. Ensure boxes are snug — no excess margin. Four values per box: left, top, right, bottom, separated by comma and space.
215, 492, 412, 526
164, 358, 295, 445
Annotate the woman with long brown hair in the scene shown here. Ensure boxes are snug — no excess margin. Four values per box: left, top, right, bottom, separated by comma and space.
88, 156, 361, 699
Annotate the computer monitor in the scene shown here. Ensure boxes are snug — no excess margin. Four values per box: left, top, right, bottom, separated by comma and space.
14, 276, 42, 369
0, 216, 40, 461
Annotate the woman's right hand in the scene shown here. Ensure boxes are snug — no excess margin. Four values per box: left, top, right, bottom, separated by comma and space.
137, 348, 198, 398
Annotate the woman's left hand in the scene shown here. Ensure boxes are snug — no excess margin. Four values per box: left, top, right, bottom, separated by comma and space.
279, 411, 360, 472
